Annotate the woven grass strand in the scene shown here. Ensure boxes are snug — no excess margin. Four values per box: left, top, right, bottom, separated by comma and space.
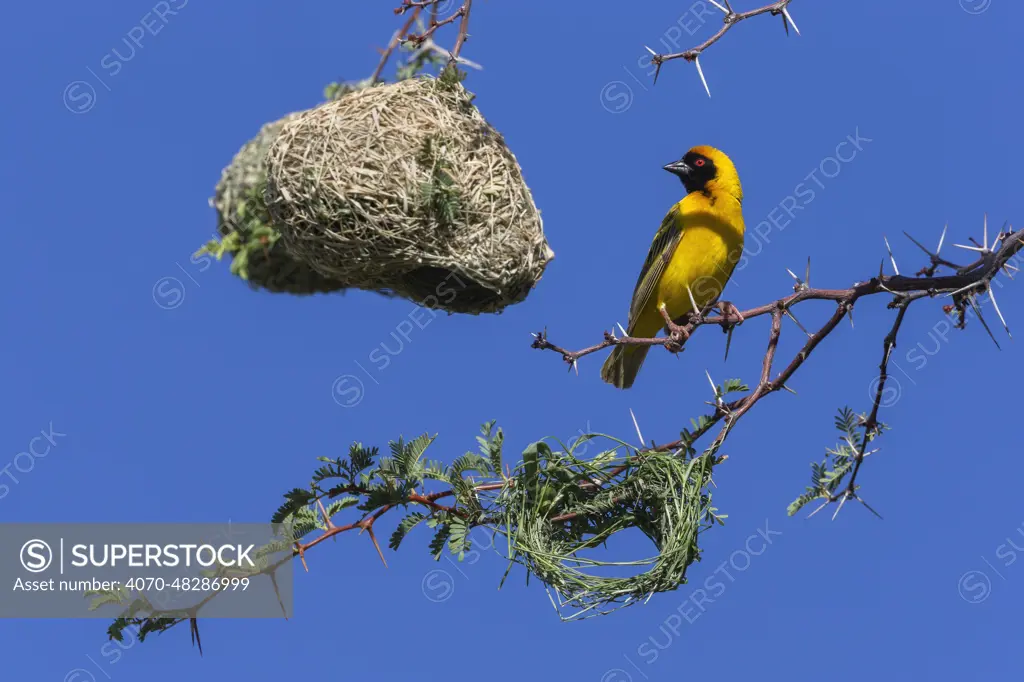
499, 444, 719, 622
211, 114, 351, 295
264, 75, 554, 314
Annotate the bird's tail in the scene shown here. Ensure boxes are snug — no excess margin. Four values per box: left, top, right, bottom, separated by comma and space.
601, 344, 650, 389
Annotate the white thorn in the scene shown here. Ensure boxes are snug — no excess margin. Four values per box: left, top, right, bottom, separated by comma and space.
628, 408, 646, 447
883, 236, 899, 275
572, 359, 579, 376
686, 284, 700, 314
417, 38, 484, 70
694, 56, 711, 98
707, 0, 729, 13
988, 286, 1012, 338
806, 499, 830, 519
831, 493, 849, 521
953, 243, 987, 253
705, 369, 718, 399
937, 223, 948, 255
644, 45, 657, 56
805, 256, 811, 287
784, 308, 812, 337
992, 224, 1005, 251
983, 213, 989, 251
786, 268, 801, 283
617, 322, 628, 337
781, 7, 801, 35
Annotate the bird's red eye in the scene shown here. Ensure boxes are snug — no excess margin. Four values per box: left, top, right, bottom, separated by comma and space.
694, 158, 706, 167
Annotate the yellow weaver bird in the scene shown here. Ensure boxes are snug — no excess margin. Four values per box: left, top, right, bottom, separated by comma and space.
601, 146, 745, 389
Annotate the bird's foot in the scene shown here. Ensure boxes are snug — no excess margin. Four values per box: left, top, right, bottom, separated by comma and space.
658, 304, 690, 345
715, 300, 745, 328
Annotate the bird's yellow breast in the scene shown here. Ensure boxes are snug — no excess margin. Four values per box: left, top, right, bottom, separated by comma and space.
654, 193, 744, 323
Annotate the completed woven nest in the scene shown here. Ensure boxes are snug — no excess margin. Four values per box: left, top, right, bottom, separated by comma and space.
264, 73, 554, 314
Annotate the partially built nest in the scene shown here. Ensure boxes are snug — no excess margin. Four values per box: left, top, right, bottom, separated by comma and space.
497, 440, 722, 621
264, 74, 554, 314
209, 114, 349, 296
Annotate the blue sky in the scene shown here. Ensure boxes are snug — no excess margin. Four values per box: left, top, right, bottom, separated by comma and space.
2, 0, 1023, 679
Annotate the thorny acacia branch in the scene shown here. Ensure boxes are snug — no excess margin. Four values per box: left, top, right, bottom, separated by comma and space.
370, 1, 478, 84
371, 6, 424, 82
397, 0, 475, 61
648, 0, 800, 96
534, 221, 1023, 513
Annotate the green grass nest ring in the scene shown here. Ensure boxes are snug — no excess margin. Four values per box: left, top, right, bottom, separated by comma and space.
501, 441, 722, 621
263, 75, 554, 315
207, 114, 350, 296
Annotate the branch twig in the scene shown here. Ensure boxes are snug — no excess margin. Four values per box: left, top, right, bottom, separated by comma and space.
371, 7, 423, 82
399, 0, 474, 65
648, 0, 800, 95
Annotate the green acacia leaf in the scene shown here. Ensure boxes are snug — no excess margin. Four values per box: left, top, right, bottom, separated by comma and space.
390, 512, 428, 551
429, 523, 452, 560
271, 488, 315, 524
323, 497, 359, 519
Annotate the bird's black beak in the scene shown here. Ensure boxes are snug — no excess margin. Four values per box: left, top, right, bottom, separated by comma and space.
663, 160, 692, 178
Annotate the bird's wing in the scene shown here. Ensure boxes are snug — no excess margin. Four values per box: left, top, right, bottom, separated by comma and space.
627, 203, 684, 328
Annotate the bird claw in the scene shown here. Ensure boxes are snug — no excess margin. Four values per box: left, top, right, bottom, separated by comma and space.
669, 326, 690, 345
658, 305, 690, 342
715, 300, 744, 327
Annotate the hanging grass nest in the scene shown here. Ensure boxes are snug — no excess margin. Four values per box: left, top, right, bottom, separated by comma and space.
264, 72, 554, 314
204, 113, 350, 296
496, 439, 723, 621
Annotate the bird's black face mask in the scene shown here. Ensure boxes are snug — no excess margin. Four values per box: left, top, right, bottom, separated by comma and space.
663, 152, 716, 194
